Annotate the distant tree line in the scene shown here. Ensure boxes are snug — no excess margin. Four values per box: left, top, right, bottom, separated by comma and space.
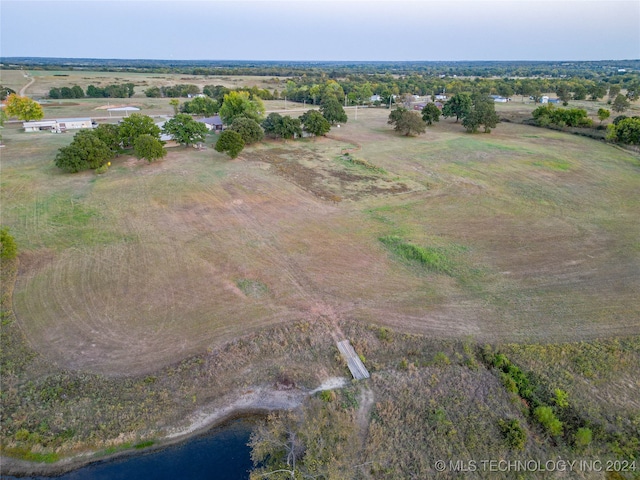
49, 83, 135, 99
5, 57, 640, 80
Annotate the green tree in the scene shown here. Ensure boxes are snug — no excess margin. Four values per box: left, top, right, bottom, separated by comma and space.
119, 114, 161, 148
496, 83, 514, 100
229, 116, 264, 144
321, 80, 345, 103
181, 96, 219, 116
219, 91, 265, 124
612, 94, 630, 113
388, 107, 427, 136
92, 123, 121, 154
300, 109, 331, 137
597, 108, 610, 124
71, 85, 84, 98
556, 84, 571, 105
421, 103, 441, 125
169, 99, 180, 115
162, 113, 208, 146
606, 117, 640, 144
4, 94, 44, 122
462, 95, 499, 133
572, 84, 587, 101
320, 97, 347, 125
54, 130, 112, 173
86, 85, 105, 98
608, 85, 621, 101
442, 93, 472, 122
626, 82, 640, 101
134, 134, 167, 162
0, 227, 18, 260
276, 116, 302, 140
262, 113, 284, 139
145, 86, 162, 98
215, 130, 245, 158
588, 82, 607, 101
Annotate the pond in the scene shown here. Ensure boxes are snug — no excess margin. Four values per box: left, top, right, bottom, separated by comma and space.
8, 418, 255, 480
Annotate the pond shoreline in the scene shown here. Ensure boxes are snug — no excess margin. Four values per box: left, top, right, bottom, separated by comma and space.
1, 378, 347, 478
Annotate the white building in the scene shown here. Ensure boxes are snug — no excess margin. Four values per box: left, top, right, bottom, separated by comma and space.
23, 120, 58, 132
23, 118, 94, 133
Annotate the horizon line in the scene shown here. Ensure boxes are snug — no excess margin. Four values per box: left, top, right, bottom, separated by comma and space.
2, 56, 639, 64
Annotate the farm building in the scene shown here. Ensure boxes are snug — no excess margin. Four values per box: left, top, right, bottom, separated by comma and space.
198, 115, 224, 131
23, 120, 58, 132
23, 118, 94, 133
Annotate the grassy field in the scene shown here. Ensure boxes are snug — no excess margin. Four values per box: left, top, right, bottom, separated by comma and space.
1, 101, 640, 469
2, 107, 639, 377
0, 69, 299, 119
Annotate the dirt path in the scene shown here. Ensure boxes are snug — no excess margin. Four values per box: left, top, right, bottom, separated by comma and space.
19, 73, 35, 96
355, 385, 375, 479
221, 179, 350, 342
356, 385, 374, 441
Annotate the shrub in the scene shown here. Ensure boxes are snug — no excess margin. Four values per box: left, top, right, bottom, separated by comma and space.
376, 327, 392, 342
317, 390, 336, 403
95, 164, 109, 174
0, 227, 17, 260
499, 419, 527, 451
534, 406, 563, 436
574, 427, 593, 448
554, 388, 569, 408
432, 352, 451, 366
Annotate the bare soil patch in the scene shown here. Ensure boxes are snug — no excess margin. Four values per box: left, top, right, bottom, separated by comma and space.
249, 142, 417, 202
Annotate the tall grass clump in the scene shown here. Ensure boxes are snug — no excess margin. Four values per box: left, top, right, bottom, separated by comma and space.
379, 235, 454, 275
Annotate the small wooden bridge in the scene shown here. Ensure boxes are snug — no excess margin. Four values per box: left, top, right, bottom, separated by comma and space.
337, 340, 370, 380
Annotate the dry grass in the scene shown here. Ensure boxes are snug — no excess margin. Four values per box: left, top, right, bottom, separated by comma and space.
2, 108, 639, 378
2, 104, 640, 468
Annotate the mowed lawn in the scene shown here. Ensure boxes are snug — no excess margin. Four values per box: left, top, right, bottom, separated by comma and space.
2, 108, 639, 376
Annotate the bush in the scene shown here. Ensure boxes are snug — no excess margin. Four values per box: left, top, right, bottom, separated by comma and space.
574, 427, 593, 448
606, 117, 640, 145
95, 163, 109, 174
0, 227, 17, 260
534, 406, 563, 436
499, 419, 527, 451
432, 352, 451, 366
532, 105, 593, 128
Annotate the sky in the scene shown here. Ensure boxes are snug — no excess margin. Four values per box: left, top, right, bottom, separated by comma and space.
1, 0, 638, 61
